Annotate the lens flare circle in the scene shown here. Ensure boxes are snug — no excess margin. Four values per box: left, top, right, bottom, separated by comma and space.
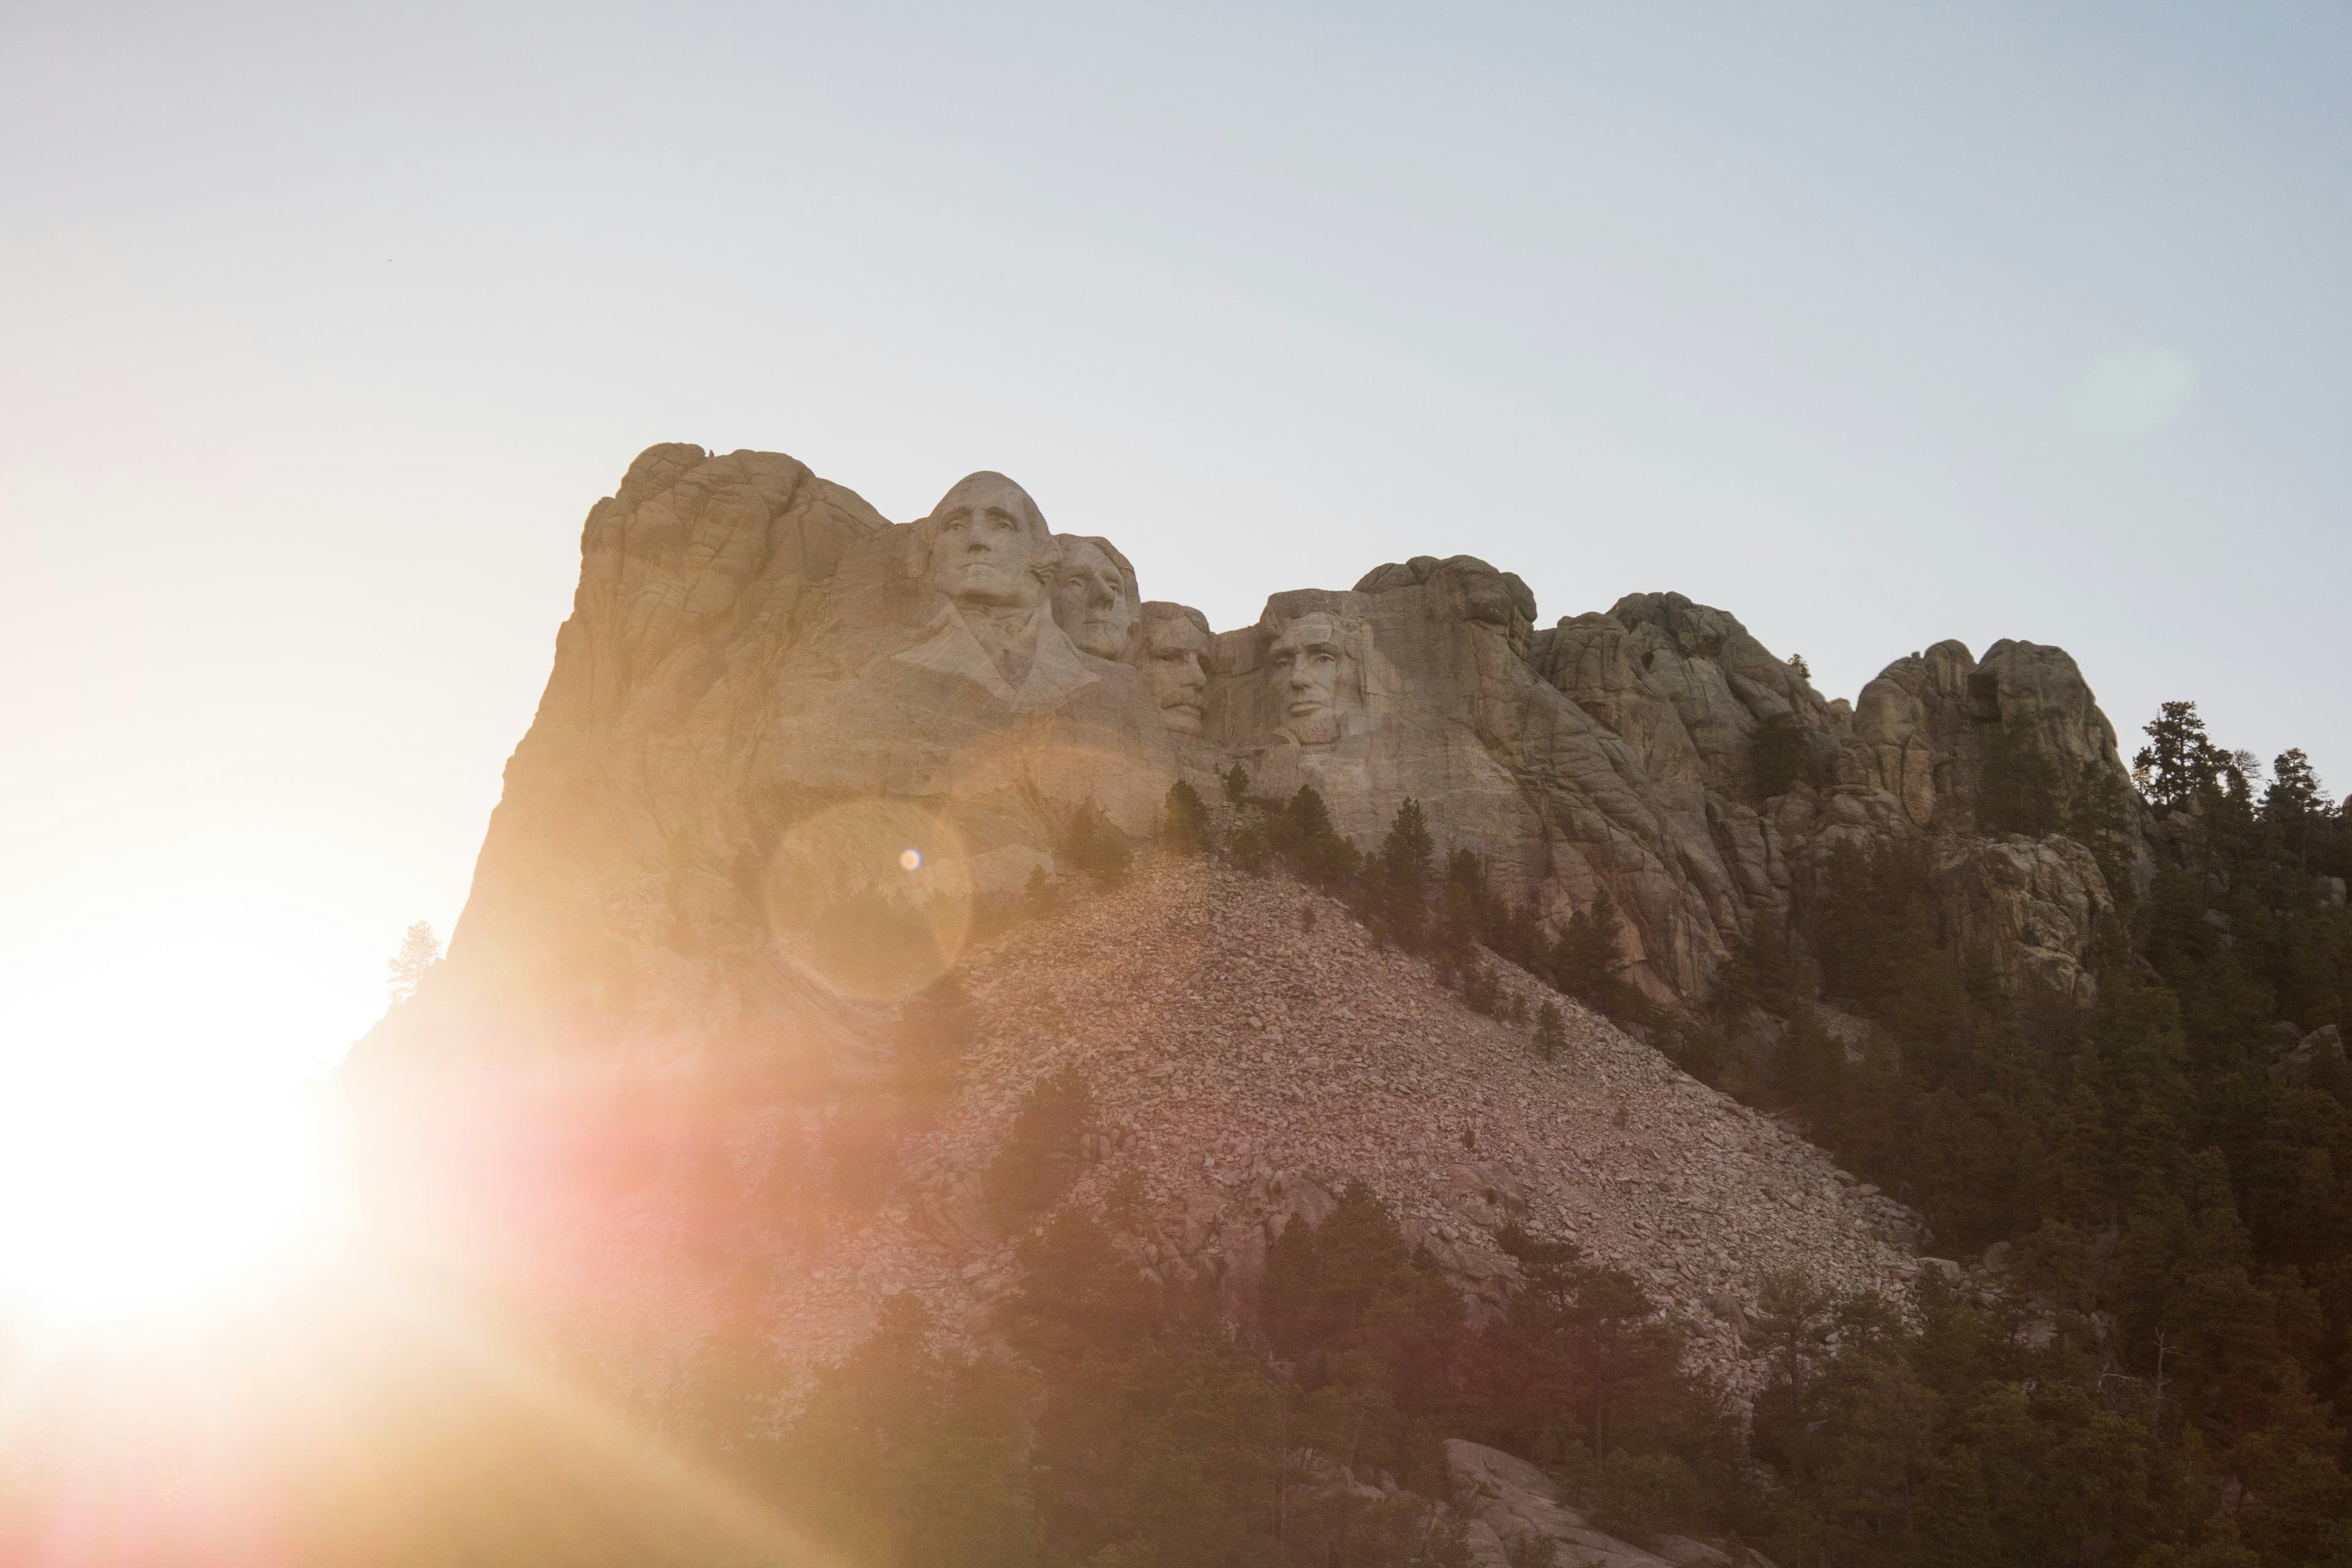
766, 800, 976, 1003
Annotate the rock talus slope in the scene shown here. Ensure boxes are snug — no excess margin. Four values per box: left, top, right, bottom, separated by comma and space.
489, 859, 1928, 1403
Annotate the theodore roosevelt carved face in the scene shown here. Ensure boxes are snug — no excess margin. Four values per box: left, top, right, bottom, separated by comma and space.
1136, 602, 1210, 734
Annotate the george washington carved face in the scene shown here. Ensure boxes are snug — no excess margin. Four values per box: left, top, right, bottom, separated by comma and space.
924, 472, 1053, 612
1136, 603, 1210, 734
1269, 611, 1350, 745
1052, 537, 1139, 659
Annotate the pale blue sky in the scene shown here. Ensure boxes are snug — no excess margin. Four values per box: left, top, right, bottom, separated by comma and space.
2, 2, 2346, 1067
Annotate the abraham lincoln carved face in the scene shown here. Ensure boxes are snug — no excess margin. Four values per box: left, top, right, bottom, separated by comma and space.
1269, 610, 1350, 745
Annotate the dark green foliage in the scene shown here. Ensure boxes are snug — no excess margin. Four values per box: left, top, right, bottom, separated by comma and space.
2135, 699, 2229, 810
731, 698, 2352, 1568
1372, 798, 1437, 950
1026, 863, 1057, 912
2067, 761, 2139, 898
1460, 959, 1499, 1016
2263, 748, 2329, 872
1722, 918, 1798, 1014
1263, 1184, 1455, 1369
1103, 1165, 1147, 1230
895, 969, 974, 1108
1532, 1000, 1566, 1060
1222, 760, 1251, 807
1066, 801, 1133, 887
1003, 1208, 1161, 1368
1268, 785, 1361, 891
1227, 819, 1271, 873
1752, 711, 1815, 799
1473, 1223, 1738, 1538
1815, 839, 1967, 1046
1979, 723, 2060, 837
1445, 847, 1485, 899
1550, 889, 1630, 1015
1729, 699, 2352, 1565
1163, 779, 1212, 854
766, 1295, 1041, 1568
985, 1066, 1093, 1226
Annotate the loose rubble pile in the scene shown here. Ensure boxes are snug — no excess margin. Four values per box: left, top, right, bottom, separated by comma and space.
756, 858, 1928, 1395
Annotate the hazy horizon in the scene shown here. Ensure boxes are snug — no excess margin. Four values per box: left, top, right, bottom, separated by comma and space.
5, 1, 2348, 1072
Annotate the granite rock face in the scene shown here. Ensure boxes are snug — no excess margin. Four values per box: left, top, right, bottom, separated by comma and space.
386, 443, 2150, 1076
1931, 835, 2116, 1009
1444, 1439, 1677, 1568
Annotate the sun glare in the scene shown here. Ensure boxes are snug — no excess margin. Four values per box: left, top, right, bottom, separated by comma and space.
0, 897, 363, 1327
0, 1076, 326, 1324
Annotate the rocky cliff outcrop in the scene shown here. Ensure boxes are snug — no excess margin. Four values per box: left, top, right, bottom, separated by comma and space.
341, 439, 2181, 1428
371, 442, 2147, 1066
1932, 835, 2116, 1008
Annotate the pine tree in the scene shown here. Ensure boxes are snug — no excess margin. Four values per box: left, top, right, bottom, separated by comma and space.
1161, 779, 1211, 854
1553, 889, 1626, 1012
387, 921, 439, 1003
1221, 760, 1250, 807
2135, 701, 2226, 810
1226, 820, 1270, 873
1375, 798, 1435, 949
1533, 1000, 1566, 1060
895, 970, 973, 1107
985, 1068, 1093, 1224
1270, 785, 1359, 891
2263, 748, 2327, 870
1064, 802, 1131, 886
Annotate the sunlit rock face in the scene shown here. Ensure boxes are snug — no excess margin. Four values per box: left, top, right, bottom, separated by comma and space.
380, 442, 2149, 1078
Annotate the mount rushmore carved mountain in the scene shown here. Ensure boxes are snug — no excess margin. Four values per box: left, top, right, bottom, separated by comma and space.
320, 437, 2332, 1568
369, 440, 2147, 1083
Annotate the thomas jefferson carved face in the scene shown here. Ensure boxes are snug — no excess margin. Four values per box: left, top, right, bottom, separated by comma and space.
1270, 611, 1349, 745
1137, 606, 1210, 734
1052, 537, 1138, 659
926, 473, 1052, 611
